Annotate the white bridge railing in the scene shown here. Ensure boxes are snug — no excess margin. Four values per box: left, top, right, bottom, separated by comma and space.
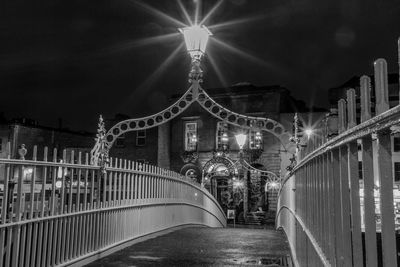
277, 45, 400, 266
0, 146, 226, 267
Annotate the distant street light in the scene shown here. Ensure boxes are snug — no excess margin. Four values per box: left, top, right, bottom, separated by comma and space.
234, 133, 249, 219
304, 128, 313, 139
235, 133, 247, 151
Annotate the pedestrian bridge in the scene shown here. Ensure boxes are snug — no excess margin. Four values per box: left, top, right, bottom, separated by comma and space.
2, 62, 400, 267
0, 152, 225, 267
277, 58, 400, 266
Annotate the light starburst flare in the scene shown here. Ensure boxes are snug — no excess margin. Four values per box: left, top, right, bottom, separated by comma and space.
119, 0, 271, 106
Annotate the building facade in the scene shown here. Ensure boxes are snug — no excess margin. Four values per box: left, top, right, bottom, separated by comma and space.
107, 83, 326, 221
0, 119, 94, 160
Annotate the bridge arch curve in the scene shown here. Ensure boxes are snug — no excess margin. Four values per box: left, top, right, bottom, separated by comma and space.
91, 84, 292, 165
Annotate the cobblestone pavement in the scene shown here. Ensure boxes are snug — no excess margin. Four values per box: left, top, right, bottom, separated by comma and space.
85, 226, 292, 267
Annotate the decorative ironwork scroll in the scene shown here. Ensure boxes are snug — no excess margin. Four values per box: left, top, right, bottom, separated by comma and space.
90, 115, 109, 173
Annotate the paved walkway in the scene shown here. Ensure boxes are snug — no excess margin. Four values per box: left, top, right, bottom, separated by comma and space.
85, 226, 292, 267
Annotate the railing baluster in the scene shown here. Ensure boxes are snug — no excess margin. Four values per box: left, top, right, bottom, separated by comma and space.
348, 141, 363, 267
362, 135, 378, 267
376, 130, 397, 266
332, 149, 344, 265
30, 146, 37, 219
118, 158, 122, 204
77, 152, 82, 211
339, 146, 353, 267
0, 143, 225, 267
338, 99, 347, 134
60, 150, 66, 214
374, 59, 389, 114
68, 150, 74, 213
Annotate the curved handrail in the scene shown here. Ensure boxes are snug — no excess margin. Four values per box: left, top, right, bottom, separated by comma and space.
279, 104, 400, 192
276, 205, 331, 267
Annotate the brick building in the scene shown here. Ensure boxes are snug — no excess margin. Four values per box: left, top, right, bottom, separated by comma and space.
106, 83, 326, 219
0, 118, 94, 160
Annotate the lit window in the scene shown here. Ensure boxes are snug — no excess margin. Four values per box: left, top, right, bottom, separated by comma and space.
185, 122, 197, 151
395, 162, 400, 182
249, 130, 262, 149
136, 130, 146, 146
116, 134, 125, 147
216, 121, 229, 150
394, 136, 400, 152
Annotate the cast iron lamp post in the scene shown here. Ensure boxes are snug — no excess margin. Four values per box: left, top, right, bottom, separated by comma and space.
234, 133, 249, 219
179, 24, 212, 100
179, 25, 212, 82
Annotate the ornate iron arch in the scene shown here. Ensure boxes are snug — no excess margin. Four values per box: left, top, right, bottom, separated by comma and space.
202, 155, 238, 178
91, 71, 291, 167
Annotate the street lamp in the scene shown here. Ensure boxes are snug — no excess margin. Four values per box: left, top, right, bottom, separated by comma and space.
304, 128, 313, 139
235, 133, 247, 151
234, 133, 248, 220
180, 24, 212, 83
179, 25, 212, 61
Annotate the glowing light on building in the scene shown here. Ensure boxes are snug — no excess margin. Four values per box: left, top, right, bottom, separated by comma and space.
305, 128, 313, 139
235, 133, 247, 150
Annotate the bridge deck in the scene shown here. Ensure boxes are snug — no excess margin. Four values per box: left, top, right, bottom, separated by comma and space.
85, 226, 292, 266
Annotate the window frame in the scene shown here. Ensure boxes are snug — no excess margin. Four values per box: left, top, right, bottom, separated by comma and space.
184, 122, 198, 152
216, 121, 229, 150
394, 136, 400, 152
136, 130, 146, 146
394, 162, 400, 182
249, 130, 263, 150
115, 134, 126, 147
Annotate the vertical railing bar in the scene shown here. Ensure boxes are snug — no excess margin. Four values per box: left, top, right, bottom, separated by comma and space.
30, 222, 38, 267
123, 159, 127, 204
126, 161, 130, 203
90, 168, 95, 209
1, 142, 11, 225
42, 220, 49, 266
46, 218, 54, 267
332, 149, 344, 265
376, 130, 398, 266
77, 152, 82, 212
339, 146, 353, 267
348, 141, 363, 267
362, 135, 378, 267
29, 146, 37, 219
40, 146, 48, 217
108, 169, 112, 207
50, 148, 58, 216
60, 150, 67, 214
5, 225, 12, 267
84, 153, 89, 210
102, 169, 107, 206
18, 224, 27, 267
68, 150, 75, 213
52, 217, 59, 265
118, 158, 122, 205
113, 158, 117, 205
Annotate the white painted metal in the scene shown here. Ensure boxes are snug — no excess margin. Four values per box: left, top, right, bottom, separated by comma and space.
277, 43, 400, 266
0, 149, 226, 267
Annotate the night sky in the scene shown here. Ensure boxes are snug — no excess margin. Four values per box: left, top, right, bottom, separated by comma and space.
1, 0, 400, 132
